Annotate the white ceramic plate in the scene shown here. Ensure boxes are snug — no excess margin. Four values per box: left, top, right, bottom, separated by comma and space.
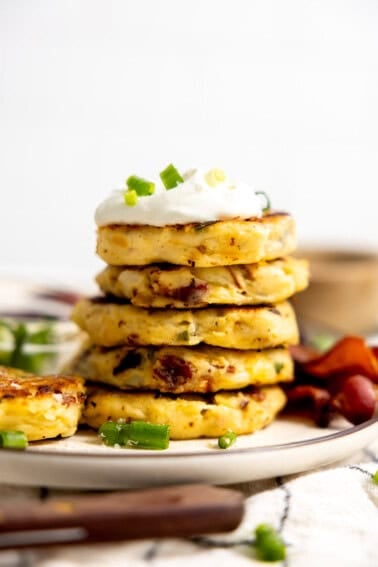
0, 277, 376, 489
0, 416, 377, 489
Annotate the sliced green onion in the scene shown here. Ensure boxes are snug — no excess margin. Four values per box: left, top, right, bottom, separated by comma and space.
218, 431, 237, 449
124, 189, 138, 207
0, 319, 56, 373
160, 164, 184, 190
372, 470, 378, 485
255, 191, 271, 213
98, 420, 170, 450
126, 175, 155, 196
274, 362, 284, 374
98, 421, 123, 446
0, 430, 28, 450
120, 421, 170, 450
255, 523, 276, 542
176, 330, 190, 341
204, 168, 227, 187
254, 524, 286, 562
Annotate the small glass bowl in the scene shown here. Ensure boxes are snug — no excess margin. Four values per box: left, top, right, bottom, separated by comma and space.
0, 318, 83, 375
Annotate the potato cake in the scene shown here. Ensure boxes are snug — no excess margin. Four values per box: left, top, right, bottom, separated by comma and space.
96, 257, 309, 308
71, 299, 299, 349
67, 343, 293, 394
0, 366, 85, 441
82, 385, 286, 439
96, 213, 296, 267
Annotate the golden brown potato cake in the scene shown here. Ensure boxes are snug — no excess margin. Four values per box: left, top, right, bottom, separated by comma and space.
0, 366, 85, 441
82, 385, 286, 439
67, 343, 293, 394
96, 257, 309, 308
96, 213, 296, 267
71, 299, 299, 350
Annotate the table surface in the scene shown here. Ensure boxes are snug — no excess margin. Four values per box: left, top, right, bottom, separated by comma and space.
1, 432, 377, 567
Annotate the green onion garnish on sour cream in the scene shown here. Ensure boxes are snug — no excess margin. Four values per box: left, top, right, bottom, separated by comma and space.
160, 164, 184, 190
124, 175, 155, 207
255, 191, 271, 213
123, 164, 185, 207
126, 175, 155, 196
124, 189, 138, 207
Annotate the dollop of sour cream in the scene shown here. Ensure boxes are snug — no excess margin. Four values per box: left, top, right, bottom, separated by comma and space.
95, 169, 264, 227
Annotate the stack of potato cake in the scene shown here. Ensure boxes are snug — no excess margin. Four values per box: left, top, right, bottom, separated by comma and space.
71, 212, 308, 439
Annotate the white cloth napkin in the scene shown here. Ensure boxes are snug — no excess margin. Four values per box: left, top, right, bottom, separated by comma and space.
1, 439, 377, 567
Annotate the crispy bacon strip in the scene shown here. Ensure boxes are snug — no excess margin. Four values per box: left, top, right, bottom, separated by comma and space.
303, 336, 378, 381
287, 337, 378, 426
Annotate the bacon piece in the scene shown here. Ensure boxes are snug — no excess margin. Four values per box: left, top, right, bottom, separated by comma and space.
286, 385, 332, 427
289, 344, 319, 365
331, 374, 376, 425
169, 279, 208, 303
154, 355, 194, 390
303, 336, 378, 381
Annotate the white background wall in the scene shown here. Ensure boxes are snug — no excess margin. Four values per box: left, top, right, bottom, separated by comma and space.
1, 0, 377, 285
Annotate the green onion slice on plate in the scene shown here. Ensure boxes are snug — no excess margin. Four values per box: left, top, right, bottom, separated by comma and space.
218, 431, 237, 449
99, 420, 170, 450
98, 421, 123, 446
0, 430, 28, 450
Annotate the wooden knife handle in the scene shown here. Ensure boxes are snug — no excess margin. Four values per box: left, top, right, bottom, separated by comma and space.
0, 484, 244, 548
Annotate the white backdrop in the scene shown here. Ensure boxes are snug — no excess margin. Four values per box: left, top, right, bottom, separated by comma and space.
1, 0, 377, 284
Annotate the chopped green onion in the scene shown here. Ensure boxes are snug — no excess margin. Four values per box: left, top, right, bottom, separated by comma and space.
27, 325, 53, 345
274, 362, 284, 374
98, 420, 170, 450
255, 191, 271, 213
205, 168, 227, 187
0, 430, 28, 450
0, 319, 56, 373
218, 431, 237, 449
176, 330, 190, 341
372, 470, 378, 485
124, 189, 138, 207
160, 164, 184, 190
126, 175, 155, 196
98, 421, 123, 446
120, 421, 170, 450
254, 524, 286, 562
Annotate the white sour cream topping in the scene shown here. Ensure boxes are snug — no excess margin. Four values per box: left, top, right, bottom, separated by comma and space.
95, 169, 264, 227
